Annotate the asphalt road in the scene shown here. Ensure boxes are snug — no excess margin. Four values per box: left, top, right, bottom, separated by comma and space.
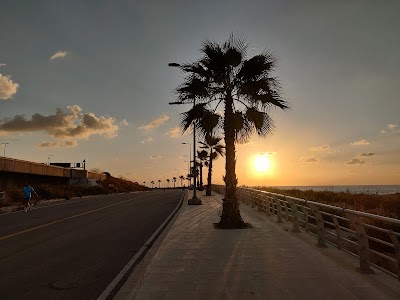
0, 190, 183, 300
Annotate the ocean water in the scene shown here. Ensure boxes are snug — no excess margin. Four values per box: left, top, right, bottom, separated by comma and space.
263, 185, 400, 195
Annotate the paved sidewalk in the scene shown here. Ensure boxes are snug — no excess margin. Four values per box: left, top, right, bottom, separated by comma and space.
115, 191, 400, 300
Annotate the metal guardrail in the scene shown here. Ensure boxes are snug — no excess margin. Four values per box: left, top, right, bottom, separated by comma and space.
213, 185, 400, 280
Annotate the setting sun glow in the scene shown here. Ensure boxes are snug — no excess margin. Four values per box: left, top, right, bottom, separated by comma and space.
254, 155, 271, 173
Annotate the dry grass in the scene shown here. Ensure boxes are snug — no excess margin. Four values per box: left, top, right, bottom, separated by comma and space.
252, 186, 400, 219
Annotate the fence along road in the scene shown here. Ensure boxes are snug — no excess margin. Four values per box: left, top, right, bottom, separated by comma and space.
213, 185, 400, 280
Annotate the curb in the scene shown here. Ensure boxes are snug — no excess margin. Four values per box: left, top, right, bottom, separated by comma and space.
97, 190, 186, 300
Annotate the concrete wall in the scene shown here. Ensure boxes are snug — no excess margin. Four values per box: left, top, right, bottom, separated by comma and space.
0, 157, 67, 177
0, 157, 106, 189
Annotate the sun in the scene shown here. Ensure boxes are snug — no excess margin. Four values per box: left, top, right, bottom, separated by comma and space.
254, 155, 271, 173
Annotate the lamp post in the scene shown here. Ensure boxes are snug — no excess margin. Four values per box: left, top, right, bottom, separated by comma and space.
182, 142, 191, 185
48, 155, 54, 165
169, 63, 201, 205
1, 142, 9, 157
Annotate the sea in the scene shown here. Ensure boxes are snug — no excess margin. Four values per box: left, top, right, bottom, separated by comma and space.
261, 185, 400, 195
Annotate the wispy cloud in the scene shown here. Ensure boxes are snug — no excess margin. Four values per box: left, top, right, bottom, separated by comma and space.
119, 119, 128, 127
141, 136, 153, 143
50, 51, 68, 61
358, 152, 375, 157
38, 140, 77, 148
346, 158, 366, 165
380, 123, 399, 134
305, 157, 318, 163
150, 155, 162, 159
260, 152, 277, 156
0, 63, 6, 67
166, 127, 182, 138
0, 105, 119, 145
309, 145, 329, 151
140, 115, 170, 131
351, 139, 370, 146
0, 74, 19, 100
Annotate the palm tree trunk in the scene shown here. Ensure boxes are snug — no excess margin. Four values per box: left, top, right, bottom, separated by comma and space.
206, 151, 213, 196
219, 94, 244, 228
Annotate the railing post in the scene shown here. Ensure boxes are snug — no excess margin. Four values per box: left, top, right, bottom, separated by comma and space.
288, 199, 300, 232
331, 215, 343, 249
308, 203, 326, 247
251, 191, 256, 208
274, 196, 283, 223
301, 206, 309, 232
283, 197, 289, 222
388, 230, 400, 281
265, 196, 271, 216
257, 193, 263, 211
345, 213, 374, 274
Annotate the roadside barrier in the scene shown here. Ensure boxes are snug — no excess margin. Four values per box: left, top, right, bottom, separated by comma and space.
213, 185, 400, 280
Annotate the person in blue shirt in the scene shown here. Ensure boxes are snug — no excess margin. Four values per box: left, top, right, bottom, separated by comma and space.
22, 183, 38, 212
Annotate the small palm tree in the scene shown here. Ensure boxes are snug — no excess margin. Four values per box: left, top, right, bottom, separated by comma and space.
143, 181, 146, 187
166, 178, 170, 188
172, 35, 288, 227
172, 177, 177, 188
151, 180, 154, 188
158, 180, 161, 188
200, 135, 224, 196
179, 175, 184, 187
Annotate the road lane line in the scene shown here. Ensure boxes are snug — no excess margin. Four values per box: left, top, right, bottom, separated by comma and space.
0, 194, 149, 241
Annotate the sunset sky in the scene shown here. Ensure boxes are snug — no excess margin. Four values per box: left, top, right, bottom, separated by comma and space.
1, 1, 399, 186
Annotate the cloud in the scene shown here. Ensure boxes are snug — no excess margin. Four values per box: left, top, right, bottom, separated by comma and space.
166, 127, 182, 138
38, 140, 77, 148
380, 123, 399, 135
150, 155, 162, 159
0, 105, 119, 144
310, 145, 329, 151
346, 158, 366, 165
140, 115, 169, 131
304, 157, 318, 163
358, 152, 375, 157
260, 152, 276, 156
351, 139, 370, 146
0, 74, 19, 100
141, 136, 154, 143
119, 119, 128, 127
50, 51, 68, 61
0, 63, 6, 67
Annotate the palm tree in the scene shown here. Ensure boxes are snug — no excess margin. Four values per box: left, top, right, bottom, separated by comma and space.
143, 181, 146, 187
158, 180, 161, 188
166, 178, 170, 188
151, 180, 154, 188
172, 35, 288, 228
200, 135, 224, 196
197, 150, 208, 190
179, 175, 184, 187
172, 177, 177, 188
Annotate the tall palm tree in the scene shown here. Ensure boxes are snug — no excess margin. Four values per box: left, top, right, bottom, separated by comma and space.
200, 135, 224, 196
143, 181, 146, 187
179, 175, 184, 187
172, 177, 177, 188
197, 150, 208, 190
172, 35, 288, 228
166, 178, 170, 188
151, 180, 154, 188
158, 180, 161, 188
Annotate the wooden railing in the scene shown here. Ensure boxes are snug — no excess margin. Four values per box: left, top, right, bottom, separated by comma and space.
212, 185, 400, 280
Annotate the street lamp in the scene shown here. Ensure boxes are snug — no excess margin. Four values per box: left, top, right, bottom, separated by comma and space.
169, 63, 201, 205
48, 155, 54, 165
1, 142, 9, 157
182, 142, 191, 185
